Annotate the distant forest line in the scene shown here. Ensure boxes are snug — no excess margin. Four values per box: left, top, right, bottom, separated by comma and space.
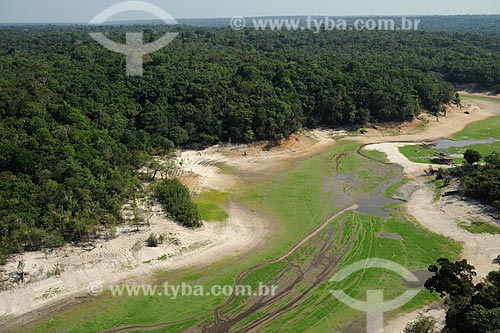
5, 14, 499, 35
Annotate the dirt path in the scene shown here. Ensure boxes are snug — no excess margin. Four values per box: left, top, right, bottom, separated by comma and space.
363, 143, 434, 176
101, 205, 358, 333
210, 205, 358, 319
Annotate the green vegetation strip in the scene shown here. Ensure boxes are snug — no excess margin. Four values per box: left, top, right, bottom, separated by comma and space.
195, 190, 229, 222
434, 180, 444, 201
458, 221, 500, 235
451, 115, 500, 141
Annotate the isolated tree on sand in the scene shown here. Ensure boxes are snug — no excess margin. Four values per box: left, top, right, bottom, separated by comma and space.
146, 234, 158, 247
129, 199, 144, 232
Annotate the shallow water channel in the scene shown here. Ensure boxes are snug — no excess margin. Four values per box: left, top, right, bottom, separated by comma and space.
434, 137, 500, 149
355, 165, 404, 218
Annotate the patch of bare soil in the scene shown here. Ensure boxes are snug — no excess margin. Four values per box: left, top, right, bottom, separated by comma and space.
363, 142, 439, 177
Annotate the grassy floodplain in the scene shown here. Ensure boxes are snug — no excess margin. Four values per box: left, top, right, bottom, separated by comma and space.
23, 141, 459, 333
194, 190, 230, 222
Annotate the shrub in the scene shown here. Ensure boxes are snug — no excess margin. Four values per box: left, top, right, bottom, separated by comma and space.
146, 233, 158, 247
404, 316, 438, 333
154, 179, 202, 228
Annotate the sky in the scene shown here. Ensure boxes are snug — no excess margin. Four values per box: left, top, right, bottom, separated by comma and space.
0, 0, 500, 23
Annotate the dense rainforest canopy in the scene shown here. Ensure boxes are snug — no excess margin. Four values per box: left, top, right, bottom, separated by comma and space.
1, 24, 500, 261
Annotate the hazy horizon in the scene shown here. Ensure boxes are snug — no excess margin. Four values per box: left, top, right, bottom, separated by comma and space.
1, 0, 500, 24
